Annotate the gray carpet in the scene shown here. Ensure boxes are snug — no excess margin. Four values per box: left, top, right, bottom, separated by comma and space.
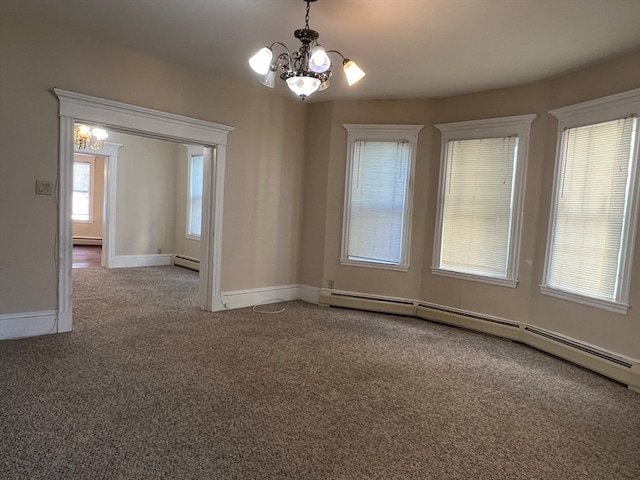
1, 266, 638, 479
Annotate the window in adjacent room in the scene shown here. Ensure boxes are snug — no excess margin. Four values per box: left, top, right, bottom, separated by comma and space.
187, 152, 204, 239
341, 124, 423, 271
432, 114, 536, 287
72, 156, 95, 222
542, 89, 640, 314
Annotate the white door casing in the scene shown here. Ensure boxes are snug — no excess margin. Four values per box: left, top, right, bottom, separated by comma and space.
55, 88, 234, 332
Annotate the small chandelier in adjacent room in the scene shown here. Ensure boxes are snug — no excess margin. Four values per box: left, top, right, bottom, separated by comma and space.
74, 124, 109, 151
248, 0, 366, 100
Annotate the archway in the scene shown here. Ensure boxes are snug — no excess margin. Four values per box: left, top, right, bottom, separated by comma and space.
54, 89, 234, 332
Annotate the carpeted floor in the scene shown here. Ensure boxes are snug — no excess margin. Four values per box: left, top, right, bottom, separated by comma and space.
1, 266, 639, 479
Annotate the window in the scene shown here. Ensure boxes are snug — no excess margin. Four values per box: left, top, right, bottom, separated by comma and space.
433, 114, 536, 287
542, 89, 640, 314
187, 152, 204, 238
72, 157, 94, 222
341, 124, 423, 271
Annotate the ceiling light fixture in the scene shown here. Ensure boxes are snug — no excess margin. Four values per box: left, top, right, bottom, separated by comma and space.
74, 124, 109, 151
248, 0, 365, 100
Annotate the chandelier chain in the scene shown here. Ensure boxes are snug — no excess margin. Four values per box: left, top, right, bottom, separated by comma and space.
305, 0, 310, 29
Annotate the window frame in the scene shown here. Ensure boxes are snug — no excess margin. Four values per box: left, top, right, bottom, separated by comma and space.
340, 124, 424, 271
185, 146, 204, 240
541, 88, 640, 314
72, 155, 95, 223
432, 114, 536, 287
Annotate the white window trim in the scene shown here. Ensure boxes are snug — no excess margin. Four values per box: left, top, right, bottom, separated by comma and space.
185, 145, 204, 240
72, 155, 95, 224
340, 124, 424, 271
432, 114, 537, 287
541, 88, 640, 314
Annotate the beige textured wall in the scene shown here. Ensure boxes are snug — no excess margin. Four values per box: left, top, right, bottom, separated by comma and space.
310, 51, 640, 360
72, 154, 105, 240
109, 132, 178, 256
0, 14, 306, 313
299, 102, 333, 287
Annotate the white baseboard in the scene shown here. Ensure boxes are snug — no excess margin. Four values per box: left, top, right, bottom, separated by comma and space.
57, 311, 72, 333
109, 254, 172, 269
0, 311, 59, 340
221, 284, 320, 310
298, 285, 321, 304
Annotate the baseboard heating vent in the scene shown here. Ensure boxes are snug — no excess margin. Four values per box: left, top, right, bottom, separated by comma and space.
416, 303, 522, 341
524, 327, 633, 368
173, 255, 200, 272
522, 326, 639, 391
73, 236, 102, 246
320, 290, 416, 317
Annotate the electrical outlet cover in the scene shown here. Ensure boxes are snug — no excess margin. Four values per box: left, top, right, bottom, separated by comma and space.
36, 180, 53, 195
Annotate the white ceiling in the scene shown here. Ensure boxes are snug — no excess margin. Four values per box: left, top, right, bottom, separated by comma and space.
2, 0, 640, 102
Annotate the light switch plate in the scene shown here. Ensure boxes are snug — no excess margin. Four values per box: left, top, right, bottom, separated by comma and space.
36, 180, 53, 195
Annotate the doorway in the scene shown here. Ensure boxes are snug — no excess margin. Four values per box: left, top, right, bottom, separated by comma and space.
55, 89, 234, 333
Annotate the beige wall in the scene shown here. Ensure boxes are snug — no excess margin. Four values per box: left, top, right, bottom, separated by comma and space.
306, 50, 640, 361
0, 14, 306, 313
109, 132, 178, 256
72, 154, 105, 240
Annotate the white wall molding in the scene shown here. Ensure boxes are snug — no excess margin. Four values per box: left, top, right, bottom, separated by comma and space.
0, 311, 59, 340
109, 254, 173, 269
220, 284, 320, 310
298, 285, 321, 305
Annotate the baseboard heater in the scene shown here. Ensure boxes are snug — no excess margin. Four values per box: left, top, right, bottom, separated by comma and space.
319, 290, 416, 317
172, 254, 200, 272
320, 289, 639, 392
73, 236, 102, 246
416, 302, 522, 341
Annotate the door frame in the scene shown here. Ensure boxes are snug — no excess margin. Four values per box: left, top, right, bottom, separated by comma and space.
55, 89, 234, 332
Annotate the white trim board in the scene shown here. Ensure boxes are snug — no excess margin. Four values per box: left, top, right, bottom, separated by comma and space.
108, 254, 173, 269
221, 285, 320, 310
0, 311, 60, 340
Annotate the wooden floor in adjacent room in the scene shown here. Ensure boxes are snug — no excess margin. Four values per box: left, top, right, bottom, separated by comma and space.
73, 246, 102, 269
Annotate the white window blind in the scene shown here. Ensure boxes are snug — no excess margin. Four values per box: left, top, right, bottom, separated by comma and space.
346, 140, 410, 265
187, 154, 204, 237
546, 116, 637, 302
439, 136, 518, 278
72, 161, 92, 221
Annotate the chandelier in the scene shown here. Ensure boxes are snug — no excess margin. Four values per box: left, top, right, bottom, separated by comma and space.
74, 124, 109, 151
248, 0, 366, 100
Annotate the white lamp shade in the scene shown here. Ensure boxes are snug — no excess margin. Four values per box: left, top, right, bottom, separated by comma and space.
286, 76, 321, 98
249, 47, 273, 75
77, 125, 91, 135
260, 68, 277, 88
343, 60, 366, 86
92, 128, 108, 140
309, 46, 331, 73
